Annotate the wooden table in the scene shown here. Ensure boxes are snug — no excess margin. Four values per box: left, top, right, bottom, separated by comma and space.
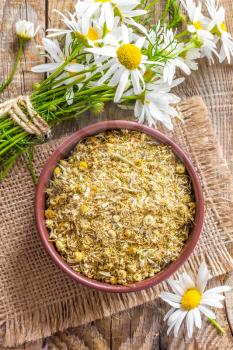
0, 1, 233, 349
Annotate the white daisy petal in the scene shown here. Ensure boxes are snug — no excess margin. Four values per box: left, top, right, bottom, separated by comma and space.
138, 105, 145, 124
135, 37, 146, 49
186, 310, 194, 338
126, 18, 148, 36
104, 2, 115, 30
173, 310, 187, 337
160, 292, 182, 303
204, 293, 225, 301
31, 63, 61, 73
167, 319, 177, 335
66, 87, 74, 105
122, 24, 129, 44
196, 262, 209, 292
81, 15, 89, 36
163, 307, 176, 322
199, 305, 216, 319
65, 63, 84, 72
131, 70, 142, 95
203, 286, 231, 295
201, 297, 223, 308
160, 293, 181, 308
180, 273, 195, 290
168, 309, 184, 325
109, 66, 124, 86
193, 308, 202, 329
98, 64, 118, 85
114, 70, 129, 102
167, 279, 185, 296
43, 38, 64, 62
86, 47, 117, 58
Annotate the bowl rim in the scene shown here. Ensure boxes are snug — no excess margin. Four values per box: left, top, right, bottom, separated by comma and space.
35, 120, 205, 293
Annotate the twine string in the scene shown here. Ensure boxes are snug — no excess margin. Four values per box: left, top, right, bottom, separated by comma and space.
0, 95, 50, 136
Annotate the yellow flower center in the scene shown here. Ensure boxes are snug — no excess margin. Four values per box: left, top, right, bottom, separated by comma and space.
87, 28, 99, 41
193, 21, 203, 30
220, 22, 227, 32
181, 288, 202, 310
117, 44, 142, 70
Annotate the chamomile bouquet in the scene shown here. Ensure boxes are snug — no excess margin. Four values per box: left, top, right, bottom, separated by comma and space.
0, 0, 233, 180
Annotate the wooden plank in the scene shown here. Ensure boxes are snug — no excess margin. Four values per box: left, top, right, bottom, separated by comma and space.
0, 0, 232, 349
0, 1, 46, 349
47, 282, 233, 350
0, 0, 45, 100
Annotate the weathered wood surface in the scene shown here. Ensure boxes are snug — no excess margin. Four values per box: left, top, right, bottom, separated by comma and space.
0, 0, 233, 349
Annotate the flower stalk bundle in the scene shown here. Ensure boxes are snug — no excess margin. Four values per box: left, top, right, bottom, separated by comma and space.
0, 0, 233, 180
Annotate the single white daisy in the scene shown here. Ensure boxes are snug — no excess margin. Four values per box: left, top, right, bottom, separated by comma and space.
32, 34, 84, 74
180, 0, 215, 43
32, 34, 85, 105
85, 26, 159, 103
16, 20, 40, 41
75, 0, 146, 31
47, 10, 103, 47
180, 0, 217, 63
133, 78, 183, 129
160, 262, 231, 338
206, 0, 233, 63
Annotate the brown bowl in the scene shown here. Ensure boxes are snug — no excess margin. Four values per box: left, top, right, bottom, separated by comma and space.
35, 120, 204, 293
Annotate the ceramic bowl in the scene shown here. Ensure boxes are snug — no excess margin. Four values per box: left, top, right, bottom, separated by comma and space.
35, 120, 204, 293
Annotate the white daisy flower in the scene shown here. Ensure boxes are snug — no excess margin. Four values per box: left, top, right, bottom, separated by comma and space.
16, 20, 40, 41
85, 26, 159, 103
75, 0, 146, 31
180, 0, 217, 63
32, 34, 85, 105
206, 0, 233, 63
32, 34, 84, 75
47, 10, 102, 47
160, 262, 231, 338
134, 78, 183, 129
180, 0, 211, 38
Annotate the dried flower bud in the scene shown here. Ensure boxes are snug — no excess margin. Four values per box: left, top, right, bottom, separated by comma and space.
176, 164, 186, 174
79, 161, 88, 170
74, 251, 84, 262
91, 102, 104, 115
33, 82, 41, 91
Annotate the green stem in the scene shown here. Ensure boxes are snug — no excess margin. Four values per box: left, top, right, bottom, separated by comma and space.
0, 126, 21, 139
0, 150, 24, 181
0, 39, 24, 93
146, 0, 160, 11
0, 132, 27, 155
26, 147, 37, 184
208, 318, 225, 334
161, 0, 171, 23
175, 30, 189, 40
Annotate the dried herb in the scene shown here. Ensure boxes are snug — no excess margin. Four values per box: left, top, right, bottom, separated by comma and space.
45, 130, 195, 285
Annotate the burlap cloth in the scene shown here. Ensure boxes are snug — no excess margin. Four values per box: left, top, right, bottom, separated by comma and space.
0, 96, 233, 347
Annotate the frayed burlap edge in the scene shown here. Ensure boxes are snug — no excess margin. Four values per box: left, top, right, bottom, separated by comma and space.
177, 96, 233, 234
1, 96, 233, 347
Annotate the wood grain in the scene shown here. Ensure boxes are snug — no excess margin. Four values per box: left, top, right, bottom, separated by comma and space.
0, 0, 45, 100
0, 0, 232, 349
